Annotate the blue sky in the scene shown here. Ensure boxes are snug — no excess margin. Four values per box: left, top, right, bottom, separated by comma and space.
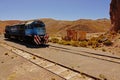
0, 0, 111, 20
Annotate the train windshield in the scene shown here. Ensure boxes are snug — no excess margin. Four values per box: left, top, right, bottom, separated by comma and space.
33, 23, 46, 35
33, 22, 45, 27
37, 27, 46, 35
34, 23, 45, 27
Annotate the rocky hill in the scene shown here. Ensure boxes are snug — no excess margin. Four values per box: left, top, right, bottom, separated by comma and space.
41, 18, 111, 36
110, 0, 120, 32
0, 18, 111, 36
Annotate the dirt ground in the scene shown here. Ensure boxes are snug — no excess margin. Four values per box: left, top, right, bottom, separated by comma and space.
87, 32, 120, 56
98, 33, 120, 56
0, 34, 120, 80
0, 45, 65, 80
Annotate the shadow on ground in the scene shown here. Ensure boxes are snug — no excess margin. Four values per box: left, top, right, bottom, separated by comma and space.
4, 39, 49, 48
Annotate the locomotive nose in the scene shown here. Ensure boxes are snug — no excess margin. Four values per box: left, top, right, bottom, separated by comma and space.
34, 35, 41, 45
34, 34, 49, 45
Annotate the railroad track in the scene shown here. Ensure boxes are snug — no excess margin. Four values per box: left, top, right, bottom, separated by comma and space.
49, 44, 120, 64
0, 42, 96, 80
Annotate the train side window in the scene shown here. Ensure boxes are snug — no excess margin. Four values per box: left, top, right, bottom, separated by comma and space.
20, 26, 24, 30
25, 26, 27, 29
28, 24, 33, 28
31, 24, 34, 28
26, 25, 29, 29
27, 25, 29, 29
28, 25, 29, 29
26, 24, 32, 29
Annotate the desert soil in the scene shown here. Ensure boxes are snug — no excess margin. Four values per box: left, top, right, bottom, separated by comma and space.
87, 33, 120, 56
0, 45, 65, 80
0, 34, 120, 80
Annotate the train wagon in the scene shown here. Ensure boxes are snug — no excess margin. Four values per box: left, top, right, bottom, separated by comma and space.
4, 20, 49, 45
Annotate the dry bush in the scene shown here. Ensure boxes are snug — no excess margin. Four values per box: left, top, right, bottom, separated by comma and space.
110, 31, 117, 35
59, 39, 88, 47
33, 56, 36, 59
58, 40, 71, 45
51, 78, 56, 80
103, 40, 113, 46
71, 41, 80, 47
11, 57, 14, 59
88, 37, 101, 48
97, 35, 107, 43
102, 48, 106, 52
62, 36, 71, 41
4, 52, 8, 55
79, 41, 88, 47
90, 37, 98, 41
88, 40, 99, 48
50, 37, 59, 43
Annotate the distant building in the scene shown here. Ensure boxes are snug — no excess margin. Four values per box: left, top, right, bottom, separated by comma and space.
64, 29, 86, 41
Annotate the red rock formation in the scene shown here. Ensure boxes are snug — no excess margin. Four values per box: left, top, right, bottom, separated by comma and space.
110, 0, 120, 32
66, 30, 86, 41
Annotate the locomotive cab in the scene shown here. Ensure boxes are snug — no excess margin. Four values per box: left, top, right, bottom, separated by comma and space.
25, 20, 46, 36
32, 21, 46, 36
25, 20, 48, 45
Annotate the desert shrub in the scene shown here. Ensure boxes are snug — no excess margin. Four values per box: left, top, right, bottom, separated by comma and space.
99, 74, 107, 80
4, 52, 8, 55
48, 39, 52, 42
62, 36, 71, 41
58, 40, 71, 45
103, 40, 113, 46
51, 78, 56, 80
90, 37, 98, 41
92, 41, 99, 48
89, 37, 100, 42
87, 40, 92, 45
33, 56, 36, 59
97, 35, 107, 43
71, 41, 80, 47
110, 31, 117, 35
1, 61, 4, 63
11, 57, 14, 59
102, 48, 106, 52
79, 41, 88, 47
88, 38, 100, 48
58, 40, 64, 44
50, 37, 59, 43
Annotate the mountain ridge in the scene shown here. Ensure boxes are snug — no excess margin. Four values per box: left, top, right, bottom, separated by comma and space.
0, 18, 111, 36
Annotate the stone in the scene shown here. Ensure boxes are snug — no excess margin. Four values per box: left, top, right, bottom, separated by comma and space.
110, 0, 120, 32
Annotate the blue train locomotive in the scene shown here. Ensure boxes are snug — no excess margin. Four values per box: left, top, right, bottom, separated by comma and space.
4, 20, 49, 45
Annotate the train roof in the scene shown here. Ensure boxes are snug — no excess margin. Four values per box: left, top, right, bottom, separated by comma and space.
6, 20, 44, 27
25, 21, 34, 25
25, 20, 44, 25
